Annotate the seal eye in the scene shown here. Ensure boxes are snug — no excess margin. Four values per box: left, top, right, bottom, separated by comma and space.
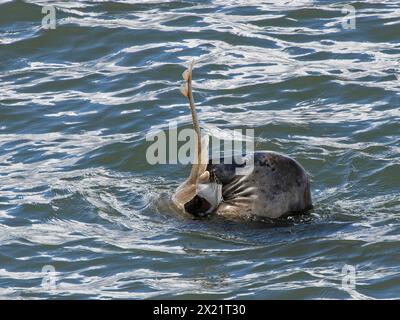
184, 195, 212, 218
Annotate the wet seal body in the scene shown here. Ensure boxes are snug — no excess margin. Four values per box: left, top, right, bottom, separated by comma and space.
207, 152, 312, 219
172, 61, 313, 220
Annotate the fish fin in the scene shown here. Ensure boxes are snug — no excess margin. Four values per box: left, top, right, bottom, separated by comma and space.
199, 170, 210, 183
182, 69, 189, 81
180, 83, 188, 97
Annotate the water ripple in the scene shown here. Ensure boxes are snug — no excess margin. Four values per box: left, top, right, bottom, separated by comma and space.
0, 0, 399, 299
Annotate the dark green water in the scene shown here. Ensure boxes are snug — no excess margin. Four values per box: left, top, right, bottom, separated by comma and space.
0, 0, 399, 299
